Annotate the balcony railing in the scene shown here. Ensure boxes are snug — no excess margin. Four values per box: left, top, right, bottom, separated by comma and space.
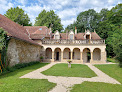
42, 39, 105, 44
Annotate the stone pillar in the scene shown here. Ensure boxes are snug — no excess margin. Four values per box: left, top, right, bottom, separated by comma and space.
80, 52, 83, 63
61, 51, 63, 62
71, 51, 73, 60
43, 51, 45, 59
101, 52, 106, 63
52, 51, 54, 62
90, 52, 93, 63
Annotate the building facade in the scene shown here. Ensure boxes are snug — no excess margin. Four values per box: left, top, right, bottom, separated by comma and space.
25, 26, 107, 64
0, 14, 106, 66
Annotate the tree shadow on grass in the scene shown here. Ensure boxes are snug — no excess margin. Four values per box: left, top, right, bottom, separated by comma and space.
0, 63, 48, 79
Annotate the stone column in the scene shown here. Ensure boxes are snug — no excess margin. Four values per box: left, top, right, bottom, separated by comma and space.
101, 52, 106, 63
52, 51, 54, 62
80, 52, 83, 63
90, 52, 93, 63
61, 51, 63, 62
71, 51, 73, 61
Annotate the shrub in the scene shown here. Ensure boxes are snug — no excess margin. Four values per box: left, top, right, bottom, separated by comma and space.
0, 61, 40, 75
40, 56, 44, 59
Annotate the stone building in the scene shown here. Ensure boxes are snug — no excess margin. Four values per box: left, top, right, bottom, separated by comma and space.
0, 14, 42, 66
25, 26, 107, 64
0, 14, 106, 66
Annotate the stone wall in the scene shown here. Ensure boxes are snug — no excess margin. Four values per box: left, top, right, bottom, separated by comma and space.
7, 38, 42, 66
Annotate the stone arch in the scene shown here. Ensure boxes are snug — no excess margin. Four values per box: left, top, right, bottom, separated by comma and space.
45, 48, 52, 59
83, 48, 91, 63
73, 48, 80, 60
93, 48, 101, 60
54, 48, 61, 61
63, 48, 71, 59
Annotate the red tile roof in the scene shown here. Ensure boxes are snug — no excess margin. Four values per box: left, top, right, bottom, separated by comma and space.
0, 14, 40, 46
91, 32, 101, 39
60, 33, 68, 39
24, 26, 51, 34
75, 33, 85, 40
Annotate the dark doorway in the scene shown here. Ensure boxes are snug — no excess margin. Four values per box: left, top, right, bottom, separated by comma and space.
56, 52, 59, 60
69, 52, 71, 59
86, 35, 90, 39
87, 52, 91, 62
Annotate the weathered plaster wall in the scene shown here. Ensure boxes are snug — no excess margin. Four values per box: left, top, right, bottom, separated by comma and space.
7, 38, 42, 66
46, 48, 52, 59
93, 48, 101, 60
73, 48, 80, 60
63, 48, 70, 59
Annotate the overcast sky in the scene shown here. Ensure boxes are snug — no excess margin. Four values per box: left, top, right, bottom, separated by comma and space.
0, 0, 122, 28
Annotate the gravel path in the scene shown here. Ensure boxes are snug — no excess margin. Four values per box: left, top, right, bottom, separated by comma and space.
20, 63, 121, 92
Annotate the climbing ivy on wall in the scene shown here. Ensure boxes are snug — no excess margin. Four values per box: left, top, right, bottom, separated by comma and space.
0, 28, 10, 69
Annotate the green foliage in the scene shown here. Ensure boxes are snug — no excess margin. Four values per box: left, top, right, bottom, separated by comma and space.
1, 61, 40, 75
40, 56, 44, 59
65, 4, 122, 63
0, 28, 10, 69
35, 10, 63, 32
5, 7, 32, 26
107, 58, 118, 63
65, 9, 99, 32
0, 28, 6, 50
110, 26, 122, 67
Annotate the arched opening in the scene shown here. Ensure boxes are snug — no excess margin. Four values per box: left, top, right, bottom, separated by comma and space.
73, 48, 80, 60
83, 48, 91, 63
45, 48, 52, 59
54, 48, 61, 61
93, 48, 101, 60
63, 48, 71, 59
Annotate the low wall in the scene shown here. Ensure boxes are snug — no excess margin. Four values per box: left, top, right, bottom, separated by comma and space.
7, 38, 42, 66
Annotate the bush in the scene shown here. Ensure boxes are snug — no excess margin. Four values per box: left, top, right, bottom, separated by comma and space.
0, 61, 40, 75
40, 56, 44, 59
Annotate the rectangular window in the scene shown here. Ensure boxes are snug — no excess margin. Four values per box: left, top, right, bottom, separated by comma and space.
70, 34, 73, 40
55, 35, 59, 39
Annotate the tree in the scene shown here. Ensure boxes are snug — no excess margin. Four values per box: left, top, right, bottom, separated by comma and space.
65, 3, 122, 59
35, 10, 63, 33
110, 25, 122, 67
5, 7, 32, 26
65, 9, 99, 33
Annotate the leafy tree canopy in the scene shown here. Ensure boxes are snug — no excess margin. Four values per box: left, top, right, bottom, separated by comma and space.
65, 4, 122, 64
5, 7, 32, 26
35, 10, 63, 33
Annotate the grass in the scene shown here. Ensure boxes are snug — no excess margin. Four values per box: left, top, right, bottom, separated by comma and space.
71, 81, 122, 92
107, 58, 118, 63
71, 64, 122, 92
0, 63, 56, 92
95, 64, 122, 83
42, 63, 97, 78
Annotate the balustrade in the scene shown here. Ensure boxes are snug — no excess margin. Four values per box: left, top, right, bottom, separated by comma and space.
42, 39, 105, 44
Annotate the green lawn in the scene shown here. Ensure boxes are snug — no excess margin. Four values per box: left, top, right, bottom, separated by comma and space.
42, 63, 97, 78
71, 64, 122, 92
0, 63, 56, 92
95, 64, 122, 83
71, 81, 122, 92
